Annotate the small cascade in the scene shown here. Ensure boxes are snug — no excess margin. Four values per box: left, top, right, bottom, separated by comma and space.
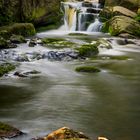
87, 18, 102, 32
61, 0, 103, 32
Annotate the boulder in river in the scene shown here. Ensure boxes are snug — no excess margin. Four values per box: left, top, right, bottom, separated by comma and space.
33, 127, 90, 140
0, 122, 23, 138
102, 15, 140, 37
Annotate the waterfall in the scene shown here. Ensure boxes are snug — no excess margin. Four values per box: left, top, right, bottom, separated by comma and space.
61, 0, 103, 32
87, 18, 102, 32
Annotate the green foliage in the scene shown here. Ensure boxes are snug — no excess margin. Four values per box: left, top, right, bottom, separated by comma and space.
75, 66, 100, 73
0, 63, 15, 77
135, 14, 140, 22
76, 44, 99, 57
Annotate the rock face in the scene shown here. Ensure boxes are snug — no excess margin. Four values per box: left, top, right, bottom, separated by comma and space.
104, 0, 140, 11
0, 122, 23, 138
102, 15, 140, 36
34, 127, 90, 140
0, 0, 61, 27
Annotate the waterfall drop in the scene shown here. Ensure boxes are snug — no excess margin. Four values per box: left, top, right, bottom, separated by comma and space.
61, 0, 103, 32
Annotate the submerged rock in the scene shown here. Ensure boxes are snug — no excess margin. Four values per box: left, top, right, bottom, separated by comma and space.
75, 66, 100, 73
42, 38, 76, 49
14, 70, 41, 78
33, 127, 90, 140
0, 122, 23, 138
29, 38, 42, 47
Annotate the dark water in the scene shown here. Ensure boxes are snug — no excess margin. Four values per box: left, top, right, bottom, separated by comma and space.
0, 36, 140, 140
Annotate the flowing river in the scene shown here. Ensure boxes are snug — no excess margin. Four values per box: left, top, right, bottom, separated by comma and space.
0, 30, 140, 140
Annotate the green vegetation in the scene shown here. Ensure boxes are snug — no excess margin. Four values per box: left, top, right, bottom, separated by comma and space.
0, 63, 16, 77
0, 37, 8, 48
10, 34, 26, 44
42, 38, 77, 49
75, 66, 100, 73
0, 122, 16, 132
0, 23, 36, 37
76, 44, 99, 57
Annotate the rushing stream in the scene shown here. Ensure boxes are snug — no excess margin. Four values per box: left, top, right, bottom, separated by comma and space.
0, 1, 140, 139
0, 30, 140, 140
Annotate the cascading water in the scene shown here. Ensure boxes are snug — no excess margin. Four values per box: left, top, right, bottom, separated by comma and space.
61, 0, 103, 32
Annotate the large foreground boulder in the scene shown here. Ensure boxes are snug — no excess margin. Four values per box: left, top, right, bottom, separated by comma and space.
102, 15, 140, 36
0, 122, 23, 138
100, 6, 137, 21
34, 127, 90, 140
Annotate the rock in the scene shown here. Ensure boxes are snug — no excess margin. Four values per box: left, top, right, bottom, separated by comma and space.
96, 39, 112, 49
10, 34, 26, 44
0, 63, 15, 77
102, 15, 140, 37
14, 70, 41, 77
118, 33, 137, 39
76, 44, 99, 57
33, 127, 90, 140
75, 66, 101, 73
112, 6, 137, 18
0, 0, 62, 29
0, 122, 23, 138
0, 23, 36, 37
29, 38, 42, 47
82, 2, 93, 7
14, 71, 28, 77
42, 38, 76, 49
98, 137, 109, 140
0, 37, 8, 49
104, 0, 140, 11
100, 6, 137, 21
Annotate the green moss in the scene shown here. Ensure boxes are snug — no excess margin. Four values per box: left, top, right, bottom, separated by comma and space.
0, 37, 8, 48
10, 34, 26, 44
32, 8, 46, 19
75, 66, 100, 73
0, 23, 36, 37
76, 44, 99, 57
0, 63, 15, 77
0, 122, 16, 132
42, 38, 76, 49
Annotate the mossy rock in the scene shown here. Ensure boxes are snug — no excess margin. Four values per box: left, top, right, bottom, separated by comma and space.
100, 6, 137, 22
0, 63, 16, 77
75, 66, 100, 73
0, 37, 8, 49
0, 122, 22, 138
10, 34, 26, 44
76, 44, 99, 57
0, 23, 36, 37
42, 38, 76, 49
102, 15, 140, 36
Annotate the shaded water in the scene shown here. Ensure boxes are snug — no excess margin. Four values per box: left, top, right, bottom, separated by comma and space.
0, 33, 140, 140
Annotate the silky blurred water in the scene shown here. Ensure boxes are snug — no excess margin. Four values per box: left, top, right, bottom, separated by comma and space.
0, 35, 140, 140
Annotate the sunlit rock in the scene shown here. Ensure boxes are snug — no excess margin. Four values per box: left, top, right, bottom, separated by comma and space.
33, 127, 90, 140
